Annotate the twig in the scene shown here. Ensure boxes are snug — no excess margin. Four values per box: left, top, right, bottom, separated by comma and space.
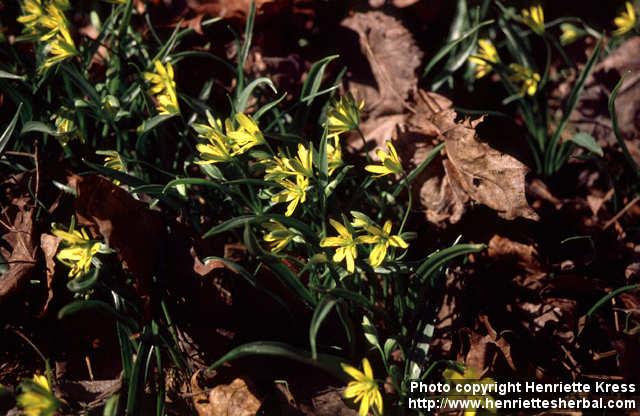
603, 195, 640, 229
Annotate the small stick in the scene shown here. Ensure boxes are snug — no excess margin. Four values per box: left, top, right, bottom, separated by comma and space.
604, 195, 640, 229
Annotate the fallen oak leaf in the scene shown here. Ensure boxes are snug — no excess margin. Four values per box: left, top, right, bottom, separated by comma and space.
442, 116, 539, 221
0, 205, 37, 303
342, 11, 423, 117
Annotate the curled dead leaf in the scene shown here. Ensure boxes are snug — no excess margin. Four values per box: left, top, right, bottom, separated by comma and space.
342, 11, 423, 117
194, 378, 261, 416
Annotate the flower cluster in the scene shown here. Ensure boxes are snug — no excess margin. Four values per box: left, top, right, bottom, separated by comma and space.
320, 212, 408, 273
144, 60, 180, 115
52, 223, 103, 279
18, 0, 77, 70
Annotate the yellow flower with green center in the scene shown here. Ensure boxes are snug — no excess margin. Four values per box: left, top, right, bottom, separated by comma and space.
264, 155, 294, 181
326, 136, 343, 176
17, 0, 46, 37
469, 39, 499, 79
365, 140, 403, 177
144, 60, 180, 115
193, 111, 234, 165
341, 358, 383, 416
320, 218, 358, 273
443, 367, 496, 416
509, 63, 541, 96
613, 2, 637, 36
326, 94, 364, 138
226, 113, 265, 155
559, 23, 581, 45
52, 224, 102, 279
271, 175, 309, 217
262, 220, 298, 252
17, 374, 59, 416
353, 214, 408, 268
521, 4, 545, 35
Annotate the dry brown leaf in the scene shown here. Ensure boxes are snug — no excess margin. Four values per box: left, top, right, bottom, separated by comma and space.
342, 11, 423, 117
187, 0, 287, 21
38, 234, 60, 316
443, 117, 539, 221
195, 378, 261, 416
0, 205, 36, 303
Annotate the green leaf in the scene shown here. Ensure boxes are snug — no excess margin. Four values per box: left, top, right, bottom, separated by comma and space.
254, 93, 288, 120
569, 132, 603, 156
103, 394, 119, 416
83, 160, 147, 187
266, 260, 316, 307
20, 120, 62, 137
415, 243, 485, 283
137, 113, 176, 134
58, 300, 139, 331
300, 55, 339, 103
207, 341, 346, 380
235, 77, 277, 113
423, 20, 493, 79
203, 215, 258, 238
309, 296, 337, 359
0, 70, 26, 81
585, 283, 640, 319
0, 103, 22, 156
608, 74, 640, 175
126, 330, 152, 416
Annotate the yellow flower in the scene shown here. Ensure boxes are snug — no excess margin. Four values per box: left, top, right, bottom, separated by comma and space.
509, 63, 541, 96
559, 23, 580, 45
353, 215, 408, 268
53, 110, 80, 145
17, 374, 59, 416
327, 136, 343, 176
443, 367, 496, 416
613, 2, 636, 36
364, 140, 403, 177
341, 358, 383, 416
326, 94, 364, 138
193, 111, 234, 164
52, 224, 102, 279
262, 220, 299, 252
271, 175, 309, 217
320, 219, 358, 273
468, 39, 499, 79
521, 4, 545, 35
226, 113, 265, 155
97, 150, 126, 185
144, 60, 180, 115
265, 143, 314, 180
17, 0, 45, 37
18, 0, 77, 70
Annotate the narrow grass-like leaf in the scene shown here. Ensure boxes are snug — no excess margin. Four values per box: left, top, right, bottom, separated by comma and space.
137, 113, 176, 135
415, 243, 485, 283
310, 296, 337, 359
0, 103, 22, 155
207, 341, 346, 380
236, 77, 277, 113
608, 75, 640, 175
423, 20, 493, 79
58, 300, 139, 331
393, 142, 444, 197
586, 283, 640, 318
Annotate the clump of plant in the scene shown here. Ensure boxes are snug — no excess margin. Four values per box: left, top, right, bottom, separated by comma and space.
1, 0, 488, 414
